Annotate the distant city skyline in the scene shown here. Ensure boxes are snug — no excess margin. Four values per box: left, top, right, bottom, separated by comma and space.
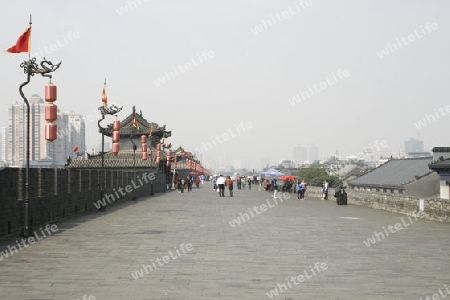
3, 94, 85, 167
1, 1, 449, 170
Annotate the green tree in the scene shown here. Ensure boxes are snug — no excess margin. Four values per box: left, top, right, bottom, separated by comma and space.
295, 168, 342, 188
327, 175, 343, 188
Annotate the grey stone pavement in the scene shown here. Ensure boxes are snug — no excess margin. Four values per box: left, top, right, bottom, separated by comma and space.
1, 184, 450, 300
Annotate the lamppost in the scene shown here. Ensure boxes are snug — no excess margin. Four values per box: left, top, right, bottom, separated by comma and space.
97, 103, 122, 211
171, 150, 183, 190
129, 134, 137, 200
19, 56, 61, 237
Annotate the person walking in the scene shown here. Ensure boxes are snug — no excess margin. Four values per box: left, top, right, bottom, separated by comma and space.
225, 176, 234, 197
272, 179, 279, 199
248, 177, 252, 190
180, 177, 185, 193
217, 174, 226, 197
186, 176, 192, 192
212, 176, 218, 192
322, 180, 329, 200
264, 179, 271, 191
301, 180, 307, 199
297, 181, 304, 200
195, 177, 200, 188
242, 177, 246, 189
236, 176, 241, 190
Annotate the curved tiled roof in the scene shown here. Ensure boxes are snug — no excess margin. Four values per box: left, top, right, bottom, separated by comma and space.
101, 109, 171, 140
348, 157, 434, 189
66, 149, 192, 169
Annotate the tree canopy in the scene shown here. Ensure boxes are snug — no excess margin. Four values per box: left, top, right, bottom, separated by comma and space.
295, 167, 342, 188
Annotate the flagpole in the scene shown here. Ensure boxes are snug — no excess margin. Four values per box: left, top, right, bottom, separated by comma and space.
18, 14, 61, 237
28, 14, 32, 60
97, 80, 122, 211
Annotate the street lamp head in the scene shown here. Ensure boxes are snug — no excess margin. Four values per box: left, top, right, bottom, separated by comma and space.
20, 57, 62, 81
98, 104, 123, 117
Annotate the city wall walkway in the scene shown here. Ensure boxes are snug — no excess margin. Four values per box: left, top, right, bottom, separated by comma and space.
0, 184, 449, 299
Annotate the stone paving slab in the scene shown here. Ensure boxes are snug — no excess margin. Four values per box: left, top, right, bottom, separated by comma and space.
0, 185, 450, 299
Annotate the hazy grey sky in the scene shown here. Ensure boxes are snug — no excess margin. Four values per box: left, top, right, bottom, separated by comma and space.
1, 1, 449, 169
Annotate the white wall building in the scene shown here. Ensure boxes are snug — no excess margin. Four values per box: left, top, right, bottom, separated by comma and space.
293, 144, 319, 164
6, 95, 85, 167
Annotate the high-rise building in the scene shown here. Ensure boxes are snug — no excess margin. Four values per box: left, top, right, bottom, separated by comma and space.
218, 156, 226, 171
6, 95, 85, 167
309, 145, 319, 162
61, 110, 86, 160
292, 144, 318, 164
2, 126, 11, 164
233, 159, 242, 170
405, 138, 424, 153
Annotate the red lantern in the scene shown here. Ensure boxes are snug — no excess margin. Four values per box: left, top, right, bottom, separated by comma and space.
44, 84, 58, 141
166, 152, 171, 167
45, 123, 57, 141
113, 120, 121, 131
45, 84, 57, 102
112, 131, 120, 143
111, 119, 120, 154
112, 142, 120, 155
142, 152, 148, 160
45, 104, 57, 122
141, 134, 147, 154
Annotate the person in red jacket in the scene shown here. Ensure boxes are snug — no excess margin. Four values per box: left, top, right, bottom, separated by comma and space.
195, 177, 200, 188
225, 176, 234, 197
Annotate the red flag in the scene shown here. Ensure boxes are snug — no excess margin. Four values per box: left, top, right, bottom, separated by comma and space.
101, 82, 107, 107
132, 113, 139, 129
73, 146, 79, 152
7, 27, 31, 53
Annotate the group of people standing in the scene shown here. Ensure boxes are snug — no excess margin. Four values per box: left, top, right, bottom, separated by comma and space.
296, 180, 307, 200
211, 174, 232, 197
172, 176, 202, 193
211, 174, 254, 197
207, 175, 331, 202
261, 178, 307, 200
206, 175, 330, 201
236, 176, 253, 190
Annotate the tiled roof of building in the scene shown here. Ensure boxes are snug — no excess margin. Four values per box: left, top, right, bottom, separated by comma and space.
67, 150, 159, 169
348, 157, 434, 189
429, 158, 450, 172
337, 165, 366, 179
100, 107, 171, 141
431, 147, 450, 153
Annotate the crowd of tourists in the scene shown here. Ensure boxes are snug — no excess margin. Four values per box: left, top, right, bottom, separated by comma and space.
169, 174, 330, 201
168, 174, 204, 193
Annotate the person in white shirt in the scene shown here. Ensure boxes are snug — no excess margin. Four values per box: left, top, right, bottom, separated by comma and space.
216, 174, 226, 197
322, 180, 329, 200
